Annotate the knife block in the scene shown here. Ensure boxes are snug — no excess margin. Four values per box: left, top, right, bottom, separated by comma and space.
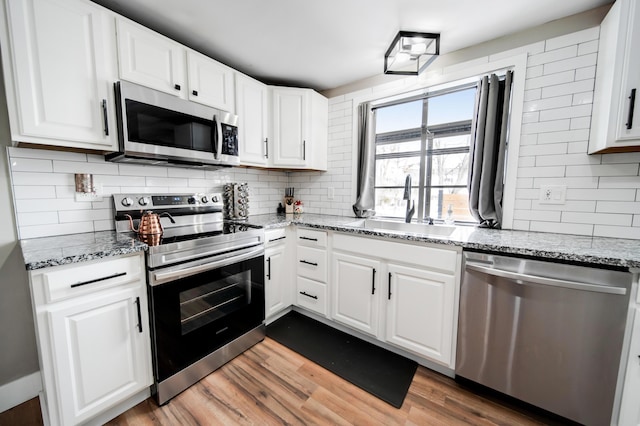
284, 196, 294, 214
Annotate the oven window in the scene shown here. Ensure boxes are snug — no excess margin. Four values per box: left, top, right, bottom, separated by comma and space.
125, 99, 214, 152
179, 270, 250, 335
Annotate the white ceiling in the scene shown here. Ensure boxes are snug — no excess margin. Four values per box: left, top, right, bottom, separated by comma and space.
92, 0, 612, 92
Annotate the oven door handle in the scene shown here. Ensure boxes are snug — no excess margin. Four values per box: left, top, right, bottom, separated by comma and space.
151, 245, 264, 286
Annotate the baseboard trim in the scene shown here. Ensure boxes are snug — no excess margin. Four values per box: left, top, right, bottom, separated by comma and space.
0, 371, 42, 414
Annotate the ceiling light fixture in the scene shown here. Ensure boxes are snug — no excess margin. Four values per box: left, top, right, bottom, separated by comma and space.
384, 31, 440, 75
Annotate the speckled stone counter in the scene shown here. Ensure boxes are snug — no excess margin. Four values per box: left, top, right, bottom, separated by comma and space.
244, 213, 640, 269
21, 231, 147, 271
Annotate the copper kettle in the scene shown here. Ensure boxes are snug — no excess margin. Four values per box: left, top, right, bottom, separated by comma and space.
125, 211, 175, 235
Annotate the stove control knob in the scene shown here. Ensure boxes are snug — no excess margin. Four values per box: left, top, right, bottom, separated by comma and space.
121, 197, 133, 207
211, 195, 219, 203
138, 197, 150, 206
188, 196, 196, 204
201, 196, 209, 203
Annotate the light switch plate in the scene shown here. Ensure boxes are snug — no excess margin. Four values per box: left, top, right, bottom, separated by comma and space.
539, 185, 566, 204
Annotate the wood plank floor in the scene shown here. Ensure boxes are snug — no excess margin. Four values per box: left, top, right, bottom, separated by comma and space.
104, 337, 562, 426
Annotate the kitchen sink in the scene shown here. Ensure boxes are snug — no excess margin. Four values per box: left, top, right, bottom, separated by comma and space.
346, 218, 457, 237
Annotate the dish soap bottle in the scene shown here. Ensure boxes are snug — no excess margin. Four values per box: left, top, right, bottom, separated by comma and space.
444, 204, 455, 225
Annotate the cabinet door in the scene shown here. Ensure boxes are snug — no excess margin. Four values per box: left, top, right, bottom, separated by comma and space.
48, 285, 151, 425
116, 18, 186, 97
236, 74, 269, 166
386, 263, 455, 365
272, 87, 307, 167
618, 308, 640, 426
617, 0, 640, 142
332, 252, 382, 337
5, 0, 117, 148
187, 50, 234, 111
265, 244, 290, 319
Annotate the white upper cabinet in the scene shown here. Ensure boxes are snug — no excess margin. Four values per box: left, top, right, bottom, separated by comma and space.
589, 0, 640, 153
271, 87, 328, 170
116, 18, 234, 112
236, 73, 269, 166
0, 0, 118, 150
272, 87, 308, 167
116, 18, 186, 98
187, 50, 235, 111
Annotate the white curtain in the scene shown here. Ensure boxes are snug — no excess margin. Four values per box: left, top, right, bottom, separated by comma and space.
352, 103, 376, 217
468, 71, 513, 228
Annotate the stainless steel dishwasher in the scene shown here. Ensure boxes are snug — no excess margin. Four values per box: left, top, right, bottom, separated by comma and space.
456, 251, 631, 426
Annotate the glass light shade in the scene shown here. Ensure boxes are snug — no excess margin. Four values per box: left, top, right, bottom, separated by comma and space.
384, 31, 440, 75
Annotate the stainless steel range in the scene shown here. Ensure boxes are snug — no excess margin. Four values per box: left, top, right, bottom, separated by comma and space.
113, 192, 265, 405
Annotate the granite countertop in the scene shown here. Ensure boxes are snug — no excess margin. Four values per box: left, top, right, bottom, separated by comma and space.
20, 231, 147, 271
246, 213, 640, 269
20, 214, 640, 270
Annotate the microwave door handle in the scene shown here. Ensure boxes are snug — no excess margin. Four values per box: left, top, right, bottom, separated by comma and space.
212, 115, 219, 160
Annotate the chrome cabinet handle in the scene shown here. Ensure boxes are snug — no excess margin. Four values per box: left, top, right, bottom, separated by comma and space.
388, 272, 392, 300
465, 263, 627, 295
627, 88, 636, 130
300, 259, 318, 266
134, 297, 142, 333
264, 138, 269, 158
371, 268, 376, 295
101, 99, 109, 136
300, 291, 318, 300
71, 272, 126, 288
302, 140, 306, 160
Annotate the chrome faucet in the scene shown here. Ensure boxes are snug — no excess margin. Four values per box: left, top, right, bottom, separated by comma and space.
403, 174, 414, 223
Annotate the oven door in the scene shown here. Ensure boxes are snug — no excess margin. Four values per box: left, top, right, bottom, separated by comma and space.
148, 247, 264, 382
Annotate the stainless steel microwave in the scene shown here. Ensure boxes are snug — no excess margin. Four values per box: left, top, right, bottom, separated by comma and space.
106, 81, 240, 169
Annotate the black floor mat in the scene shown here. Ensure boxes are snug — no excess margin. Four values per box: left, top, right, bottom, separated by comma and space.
266, 311, 418, 408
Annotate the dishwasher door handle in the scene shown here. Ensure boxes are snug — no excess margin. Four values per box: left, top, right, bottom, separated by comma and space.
465, 263, 627, 295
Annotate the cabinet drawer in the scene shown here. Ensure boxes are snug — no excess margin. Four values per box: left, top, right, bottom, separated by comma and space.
297, 228, 327, 247
36, 254, 143, 304
297, 277, 327, 316
265, 228, 287, 246
297, 246, 327, 282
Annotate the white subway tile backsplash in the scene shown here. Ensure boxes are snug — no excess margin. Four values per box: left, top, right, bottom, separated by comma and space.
533, 176, 598, 189
538, 104, 591, 122
577, 39, 599, 56
8, 147, 86, 161
566, 188, 636, 201
521, 119, 570, 135
594, 225, 640, 239
542, 53, 596, 75
535, 153, 599, 166
525, 70, 575, 91
599, 176, 640, 188
544, 27, 599, 51
537, 129, 590, 144
518, 165, 565, 178
541, 79, 594, 98
529, 221, 593, 236
119, 164, 168, 177
523, 95, 572, 112
562, 212, 632, 226
572, 91, 594, 105
567, 141, 589, 153
527, 45, 577, 67
12, 172, 74, 186
9, 158, 52, 172
53, 160, 119, 175
596, 201, 640, 214
17, 212, 58, 227
574, 66, 596, 81
58, 209, 112, 223
19, 222, 94, 239
513, 209, 561, 222
569, 116, 591, 130
531, 200, 596, 212
520, 143, 567, 156
13, 185, 56, 199
566, 164, 639, 177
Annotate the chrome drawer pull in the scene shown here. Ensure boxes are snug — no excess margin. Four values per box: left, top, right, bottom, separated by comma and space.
70, 272, 126, 288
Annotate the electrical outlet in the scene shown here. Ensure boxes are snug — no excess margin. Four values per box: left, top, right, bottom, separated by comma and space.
328, 187, 335, 200
539, 185, 566, 204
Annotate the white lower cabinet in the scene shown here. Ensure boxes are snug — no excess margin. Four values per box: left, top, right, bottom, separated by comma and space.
264, 228, 293, 321
618, 307, 640, 425
332, 252, 381, 337
386, 263, 455, 365
330, 233, 460, 368
29, 253, 152, 426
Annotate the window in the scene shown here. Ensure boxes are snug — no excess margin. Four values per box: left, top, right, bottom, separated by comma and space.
373, 85, 477, 222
